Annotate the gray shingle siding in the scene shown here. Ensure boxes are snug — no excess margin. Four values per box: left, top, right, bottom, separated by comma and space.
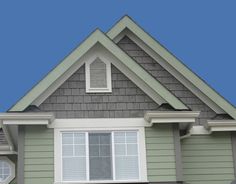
117, 36, 217, 125
39, 36, 232, 124
39, 65, 159, 118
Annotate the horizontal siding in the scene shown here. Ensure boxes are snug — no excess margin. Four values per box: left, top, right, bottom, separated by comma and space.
24, 126, 54, 184
145, 124, 176, 182
182, 132, 235, 184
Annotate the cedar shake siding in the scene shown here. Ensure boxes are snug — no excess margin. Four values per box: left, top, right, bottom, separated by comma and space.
118, 36, 224, 125
39, 65, 159, 118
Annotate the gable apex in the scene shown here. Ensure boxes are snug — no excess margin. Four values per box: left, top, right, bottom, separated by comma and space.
107, 15, 236, 119
9, 29, 188, 112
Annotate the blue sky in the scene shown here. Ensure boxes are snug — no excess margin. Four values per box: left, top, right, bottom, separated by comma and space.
0, 1, 235, 112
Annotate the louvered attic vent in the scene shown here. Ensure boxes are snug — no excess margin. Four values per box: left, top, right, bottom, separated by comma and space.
85, 57, 112, 93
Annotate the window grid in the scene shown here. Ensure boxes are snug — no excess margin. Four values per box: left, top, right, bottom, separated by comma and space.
0, 161, 11, 182
61, 131, 139, 182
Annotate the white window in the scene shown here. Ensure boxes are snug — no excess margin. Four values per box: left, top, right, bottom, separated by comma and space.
55, 126, 147, 183
0, 157, 15, 184
85, 57, 112, 93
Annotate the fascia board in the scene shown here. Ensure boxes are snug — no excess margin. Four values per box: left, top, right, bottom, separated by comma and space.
10, 29, 188, 111
107, 16, 236, 119
9, 29, 100, 112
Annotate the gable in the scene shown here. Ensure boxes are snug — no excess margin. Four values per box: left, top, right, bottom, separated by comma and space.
39, 64, 161, 118
107, 16, 236, 120
9, 29, 187, 112
118, 36, 220, 125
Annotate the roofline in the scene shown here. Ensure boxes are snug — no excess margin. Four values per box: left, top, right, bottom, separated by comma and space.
9, 29, 188, 111
107, 15, 236, 119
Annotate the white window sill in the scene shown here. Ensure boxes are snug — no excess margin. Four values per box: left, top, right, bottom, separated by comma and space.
54, 180, 149, 184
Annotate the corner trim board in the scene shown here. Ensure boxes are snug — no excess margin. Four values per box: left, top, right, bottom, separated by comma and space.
17, 126, 24, 184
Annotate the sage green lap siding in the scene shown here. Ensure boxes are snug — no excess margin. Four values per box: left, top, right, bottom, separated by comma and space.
181, 132, 235, 184
24, 126, 54, 184
145, 124, 176, 182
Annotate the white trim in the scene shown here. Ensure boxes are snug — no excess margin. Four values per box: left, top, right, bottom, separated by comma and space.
48, 118, 149, 129
85, 56, 112, 93
206, 120, 236, 132
3, 119, 49, 125
0, 156, 15, 184
54, 126, 148, 184
144, 111, 200, 130
0, 113, 54, 125
189, 126, 211, 135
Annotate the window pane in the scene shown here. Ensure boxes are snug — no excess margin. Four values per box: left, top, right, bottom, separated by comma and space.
115, 144, 126, 155
127, 144, 138, 155
89, 133, 112, 180
126, 132, 137, 143
74, 133, 85, 144
0, 160, 11, 182
115, 156, 139, 180
62, 133, 73, 144
62, 132, 86, 181
90, 58, 107, 88
63, 157, 86, 181
74, 145, 86, 156
62, 145, 73, 156
114, 132, 125, 143
114, 131, 139, 180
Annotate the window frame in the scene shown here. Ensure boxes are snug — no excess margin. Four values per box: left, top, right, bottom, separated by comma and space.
0, 157, 15, 184
54, 125, 147, 184
85, 56, 112, 93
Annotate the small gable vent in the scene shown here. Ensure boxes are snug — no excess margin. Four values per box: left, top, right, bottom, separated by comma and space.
85, 57, 112, 93
90, 58, 107, 88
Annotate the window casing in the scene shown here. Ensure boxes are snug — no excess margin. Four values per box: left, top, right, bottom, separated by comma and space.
61, 131, 139, 182
55, 126, 147, 183
85, 57, 112, 93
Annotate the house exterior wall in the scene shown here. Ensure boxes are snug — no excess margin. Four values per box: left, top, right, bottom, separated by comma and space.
181, 132, 235, 184
39, 65, 159, 118
145, 124, 177, 182
22, 124, 179, 183
24, 126, 54, 184
22, 35, 235, 184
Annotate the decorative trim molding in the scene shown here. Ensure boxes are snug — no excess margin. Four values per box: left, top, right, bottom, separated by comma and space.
144, 111, 200, 130
206, 120, 236, 132
0, 113, 54, 125
48, 118, 149, 129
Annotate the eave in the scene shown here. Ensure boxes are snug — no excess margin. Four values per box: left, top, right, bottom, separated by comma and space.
206, 120, 236, 132
144, 111, 200, 130
0, 113, 55, 125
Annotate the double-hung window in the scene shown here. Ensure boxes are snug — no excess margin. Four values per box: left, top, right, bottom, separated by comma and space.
60, 130, 141, 182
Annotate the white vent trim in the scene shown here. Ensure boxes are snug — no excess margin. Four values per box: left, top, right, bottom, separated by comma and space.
85, 56, 112, 93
